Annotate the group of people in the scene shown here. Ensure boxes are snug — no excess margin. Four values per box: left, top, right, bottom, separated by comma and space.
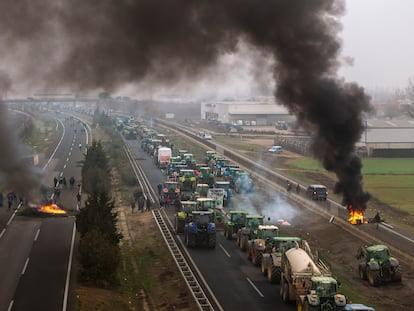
130, 190, 152, 214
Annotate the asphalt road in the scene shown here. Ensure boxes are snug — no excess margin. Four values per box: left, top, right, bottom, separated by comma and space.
0, 112, 87, 311
127, 139, 296, 311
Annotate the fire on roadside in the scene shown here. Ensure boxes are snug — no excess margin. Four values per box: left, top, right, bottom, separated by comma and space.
37, 203, 67, 215
347, 205, 367, 225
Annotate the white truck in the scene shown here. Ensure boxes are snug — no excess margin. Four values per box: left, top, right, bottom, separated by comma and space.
207, 188, 225, 209
157, 147, 172, 169
280, 247, 347, 310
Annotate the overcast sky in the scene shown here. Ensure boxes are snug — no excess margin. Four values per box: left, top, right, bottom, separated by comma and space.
339, 0, 414, 90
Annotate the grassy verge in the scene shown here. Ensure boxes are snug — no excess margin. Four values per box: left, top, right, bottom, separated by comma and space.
23, 114, 58, 153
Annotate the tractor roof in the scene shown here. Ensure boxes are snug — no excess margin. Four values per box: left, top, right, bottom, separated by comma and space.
272, 236, 302, 242
311, 276, 337, 284
181, 201, 197, 206
230, 210, 248, 215
366, 244, 389, 252
246, 214, 263, 219
196, 197, 214, 202
192, 210, 213, 215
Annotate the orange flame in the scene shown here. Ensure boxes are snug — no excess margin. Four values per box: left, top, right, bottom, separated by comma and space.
38, 204, 67, 215
348, 206, 367, 225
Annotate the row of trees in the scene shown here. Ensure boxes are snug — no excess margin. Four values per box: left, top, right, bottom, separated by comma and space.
76, 140, 122, 287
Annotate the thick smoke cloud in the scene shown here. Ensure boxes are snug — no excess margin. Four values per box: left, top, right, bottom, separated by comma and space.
0, 72, 40, 199
1, 0, 371, 208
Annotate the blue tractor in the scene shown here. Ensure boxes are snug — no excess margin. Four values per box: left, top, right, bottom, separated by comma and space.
184, 211, 216, 249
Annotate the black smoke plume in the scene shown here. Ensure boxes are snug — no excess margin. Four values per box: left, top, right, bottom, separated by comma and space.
0, 72, 40, 199
1, 0, 372, 208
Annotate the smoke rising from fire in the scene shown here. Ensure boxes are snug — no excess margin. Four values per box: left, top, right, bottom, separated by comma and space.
0, 72, 40, 199
1, 0, 371, 207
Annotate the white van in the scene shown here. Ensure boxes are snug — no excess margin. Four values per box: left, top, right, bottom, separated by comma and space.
268, 146, 283, 154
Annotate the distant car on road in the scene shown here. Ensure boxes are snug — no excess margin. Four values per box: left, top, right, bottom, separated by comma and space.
203, 133, 212, 140
306, 184, 328, 200
268, 146, 283, 154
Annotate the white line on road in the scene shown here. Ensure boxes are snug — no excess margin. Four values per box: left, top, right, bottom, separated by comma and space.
62, 220, 77, 311
34, 228, 40, 241
22, 258, 30, 275
66, 157, 69, 162
6, 211, 17, 226
68, 151, 71, 156
8, 300, 14, 311
380, 224, 414, 244
63, 164, 67, 169
246, 277, 264, 298
0, 228, 6, 239
219, 243, 231, 258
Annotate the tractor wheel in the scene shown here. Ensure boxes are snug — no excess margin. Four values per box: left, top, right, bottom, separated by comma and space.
256, 252, 263, 266
251, 250, 257, 265
392, 269, 402, 282
268, 265, 281, 284
209, 234, 216, 249
240, 236, 247, 251
302, 300, 316, 311
367, 268, 381, 286
280, 278, 290, 303
359, 265, 367, 280
186, 233, 195, 248
261, 260, 267, 276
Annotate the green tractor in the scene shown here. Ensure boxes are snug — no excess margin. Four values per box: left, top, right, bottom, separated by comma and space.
175, 201, 197, 234
357, 244, 402, 286
197, 166, 215, 187
247, 225, 279, 266
261, 236, 303, 283
223, 211, 248, 240
236, 214, 264, 251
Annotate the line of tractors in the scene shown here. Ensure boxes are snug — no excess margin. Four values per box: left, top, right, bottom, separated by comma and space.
130, 122, 398, 311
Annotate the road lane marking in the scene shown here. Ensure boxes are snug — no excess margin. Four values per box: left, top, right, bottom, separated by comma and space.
6, 211, 17, 226
63, 220, 77, 311
8, 300, 14, 311
63, 164, 67, 169
380, 224, 414, 244
34, 228, 40, 241
219, 243, 231, 258
66, 157, 69, 162
0, 228, 6, 239
22, 258, 30, 275
246, 277, 264, 298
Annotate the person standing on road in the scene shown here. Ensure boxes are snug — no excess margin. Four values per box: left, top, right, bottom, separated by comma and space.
146, 197, 151, 212
130, 199, 136, 214
138, 196, 145, 213
374, 211, 381, 229
76, 192, 81, 206
157, 183, 163, 196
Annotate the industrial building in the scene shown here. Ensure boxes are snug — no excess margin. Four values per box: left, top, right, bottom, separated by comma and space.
201, 99, 292, 125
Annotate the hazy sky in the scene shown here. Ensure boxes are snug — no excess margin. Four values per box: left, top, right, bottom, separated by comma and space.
339, 0, 414, 89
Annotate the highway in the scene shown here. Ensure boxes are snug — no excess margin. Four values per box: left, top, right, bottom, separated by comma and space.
0, 111, 87, 311
126, 139, 296, 311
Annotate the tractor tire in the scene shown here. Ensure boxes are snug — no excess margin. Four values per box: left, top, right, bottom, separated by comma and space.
261, 260, 267, 276
240, 236, 247, 251
268, 264, 281, 284
252, 250, 261, 266
392, 269, 402, 282
209, 234, 216, 249
302, 300, 317, 311
186, 233, 196, 248
359, 264, 367, 280
367, 268, 381, 286
280, 278, 290, 303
